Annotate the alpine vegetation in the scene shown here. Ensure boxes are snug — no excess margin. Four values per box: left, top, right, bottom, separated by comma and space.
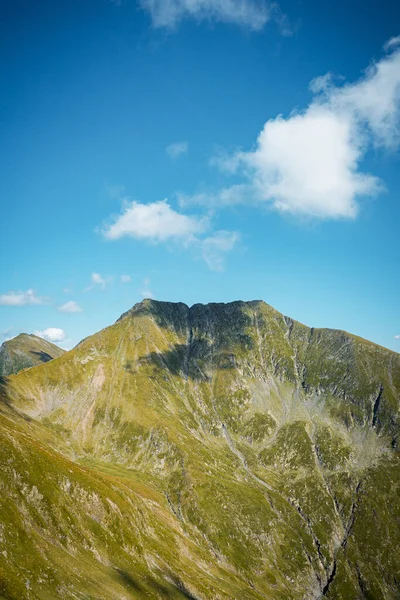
0, 299, 399, 599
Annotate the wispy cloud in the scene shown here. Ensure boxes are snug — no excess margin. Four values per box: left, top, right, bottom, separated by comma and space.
200, 231, 240, 271
106, 183, 126, 201
178, 184, 251, 208
34, 328, 66, 343
394, 335, 400, 340
187, 39, 400, 220
85, 273, 112, 291
139, 0, 273, 31
139, 277, 155, 299
0, 289, 47, 306
101, 198, 238, 270
121, 275, 132, 283
58, 301, 83, 313
92, 273, 107, 288
384, 36, 400, 52
166, 141, 188, 159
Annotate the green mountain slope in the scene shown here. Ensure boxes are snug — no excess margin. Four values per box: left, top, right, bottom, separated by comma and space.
0, 333, 65, 376
1, 300, 399, 600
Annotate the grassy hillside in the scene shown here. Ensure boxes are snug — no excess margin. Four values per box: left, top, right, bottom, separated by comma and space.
1, 300, 399, 599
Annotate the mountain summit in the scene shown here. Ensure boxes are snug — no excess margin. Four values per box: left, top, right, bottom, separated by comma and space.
0, 333, 65, 376
1, 299, 399, 599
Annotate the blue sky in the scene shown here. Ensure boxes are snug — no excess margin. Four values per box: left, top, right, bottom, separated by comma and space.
1, 0, 399, 351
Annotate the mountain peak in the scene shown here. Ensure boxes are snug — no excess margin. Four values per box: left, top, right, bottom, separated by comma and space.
0, 332, 64, 376
116, 299, 277, 341
2, 297, 400, 598
118, 298, 271, 323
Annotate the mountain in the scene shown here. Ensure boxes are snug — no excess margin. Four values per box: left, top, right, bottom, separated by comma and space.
0, 299, 399, 600
0, 333, 65, 376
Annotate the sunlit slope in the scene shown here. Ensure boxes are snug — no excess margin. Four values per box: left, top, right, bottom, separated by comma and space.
0, 333, 65, 376
1, 299, 400, 599
0, 400, 259, 600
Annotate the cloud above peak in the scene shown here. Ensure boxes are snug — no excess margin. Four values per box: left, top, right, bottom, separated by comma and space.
102, 199, 207, 243
34, 328, 66, 343
58, 301, 83, 313
200, 230, 240, 271
196, 38, 400, 220
139, 0, 272, 31
101, 198, 238, 270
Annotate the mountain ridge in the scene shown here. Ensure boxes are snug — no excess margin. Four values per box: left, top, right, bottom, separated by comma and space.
118, 298, 398, 355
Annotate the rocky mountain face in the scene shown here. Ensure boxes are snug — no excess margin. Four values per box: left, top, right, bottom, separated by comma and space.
0, 333, 65, 376
0, 299, 399, 600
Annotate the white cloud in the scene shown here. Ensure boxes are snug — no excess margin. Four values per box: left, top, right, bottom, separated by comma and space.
101, 199, 238, 270
139, 278, 155, 299
178, 183, 252, 208
166, 141, 188, 159
121, 275, 131, 283
102, 199, 207, 242
0, 289, 46, 306
394, 335, 400, 340
139, 0, 272, 31
201, 39, 400, 219
34, 328, 66, 343
58, 301, 83, 313
327, 47, 400, 150
226, 107, 380, 218
200, 230, 240, 271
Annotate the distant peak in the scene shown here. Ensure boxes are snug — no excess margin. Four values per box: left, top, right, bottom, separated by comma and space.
3, 333, 32, 343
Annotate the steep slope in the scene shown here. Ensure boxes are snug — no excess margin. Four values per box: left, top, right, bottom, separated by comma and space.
1, 299, 399, 600
0, 333, 65, 376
